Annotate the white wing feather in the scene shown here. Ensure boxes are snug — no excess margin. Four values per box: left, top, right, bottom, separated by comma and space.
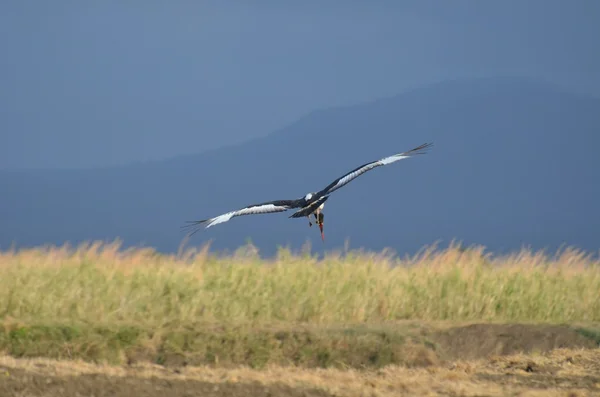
203, 204, 289, 228
318, 142, 432, 196
182, 201, 294, 236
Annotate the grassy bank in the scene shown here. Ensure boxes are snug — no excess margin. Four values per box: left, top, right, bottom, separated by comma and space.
1, 321, 599, 368
0, 241, 599, 367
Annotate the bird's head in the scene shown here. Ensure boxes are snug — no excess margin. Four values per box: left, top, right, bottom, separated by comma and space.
317, 213, 325, 242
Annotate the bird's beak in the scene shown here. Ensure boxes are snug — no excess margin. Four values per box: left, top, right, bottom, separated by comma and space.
319, 222, 324, 242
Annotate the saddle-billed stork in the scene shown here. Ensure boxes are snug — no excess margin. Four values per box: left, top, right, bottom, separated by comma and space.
182, 142, 432, 241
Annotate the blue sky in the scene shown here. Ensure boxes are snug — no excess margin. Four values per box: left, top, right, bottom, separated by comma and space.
1, 1, 599, 169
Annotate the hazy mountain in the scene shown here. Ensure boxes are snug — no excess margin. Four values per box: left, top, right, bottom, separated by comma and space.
2, 77, 599, 257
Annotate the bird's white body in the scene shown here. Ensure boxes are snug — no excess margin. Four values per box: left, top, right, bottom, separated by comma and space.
303, 193, 324, 213
297, 192, 326, 227
309, 200, 325, 216
314, 201, 325, 213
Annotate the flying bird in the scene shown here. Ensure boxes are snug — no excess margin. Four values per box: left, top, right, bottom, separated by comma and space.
182, 142, 433, 241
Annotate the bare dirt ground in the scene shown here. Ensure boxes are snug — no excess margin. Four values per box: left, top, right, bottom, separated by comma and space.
1, 323, 599, 397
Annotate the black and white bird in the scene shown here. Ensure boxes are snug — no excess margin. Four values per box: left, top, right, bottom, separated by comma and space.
182, 142, 433, 241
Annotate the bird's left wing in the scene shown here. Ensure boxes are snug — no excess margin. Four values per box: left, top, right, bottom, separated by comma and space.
316, 142, 433, 197
182, 199, 299, 237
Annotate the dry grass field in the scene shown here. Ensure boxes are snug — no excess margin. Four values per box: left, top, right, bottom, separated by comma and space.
2, 347, 600, 397
0, 240, 599, 396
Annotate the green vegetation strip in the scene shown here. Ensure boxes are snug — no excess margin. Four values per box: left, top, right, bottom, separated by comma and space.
1, 322, 599, 369
0, 322, 436, 369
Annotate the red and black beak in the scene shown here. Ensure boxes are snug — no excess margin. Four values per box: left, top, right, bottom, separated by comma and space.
317, 213, 325, 242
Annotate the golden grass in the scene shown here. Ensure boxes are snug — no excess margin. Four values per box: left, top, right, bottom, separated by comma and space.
0, 240, 599, 326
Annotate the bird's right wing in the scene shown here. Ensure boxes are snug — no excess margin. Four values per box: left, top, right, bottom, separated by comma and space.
182, 199, 300, 236
316, 142, 433, 197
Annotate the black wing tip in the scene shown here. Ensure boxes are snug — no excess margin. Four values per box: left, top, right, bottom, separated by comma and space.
180, 219, 210, 237
180, 219, 208, 228
406, 142, 433, 155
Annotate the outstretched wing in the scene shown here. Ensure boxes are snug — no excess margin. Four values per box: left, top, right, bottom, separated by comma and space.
182, 199, 300, 236
289, 195, 330, 218
316, 142, 433, 197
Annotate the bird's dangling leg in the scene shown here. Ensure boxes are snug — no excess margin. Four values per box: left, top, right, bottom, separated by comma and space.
307, 215, 312, 227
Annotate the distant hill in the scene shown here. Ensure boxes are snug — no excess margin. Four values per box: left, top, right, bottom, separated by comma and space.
2, 77, 599, 257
